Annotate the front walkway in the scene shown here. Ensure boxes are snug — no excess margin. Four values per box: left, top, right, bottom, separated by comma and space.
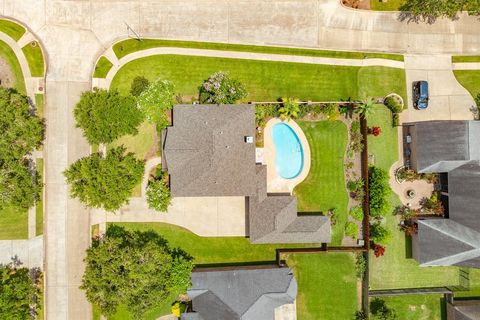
0, 236, 43, 268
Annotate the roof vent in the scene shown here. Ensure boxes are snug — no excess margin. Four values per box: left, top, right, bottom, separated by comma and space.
245, 136, 254, 144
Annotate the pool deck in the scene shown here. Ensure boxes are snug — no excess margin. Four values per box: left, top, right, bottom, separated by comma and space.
263, 118, 311, 194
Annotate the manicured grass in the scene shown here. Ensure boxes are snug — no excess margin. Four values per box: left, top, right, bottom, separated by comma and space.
22, 42, 45, 77
35, 94, 44, 118
293, 121, 348, 245
452, 56, 480, 63
111, 55, 407, 104
35, 158, 44, 236
367, 104, 399, 171
111, 222, 315, 265
0, 205, 28, 239
0, 19, 25, 41
373, 295, 444, 320
113, 39, 404, 61
111, 120, 155, 160
454, 70, 480, 102
93, 56, 114, 78
0, 40, 26, 93
91, 224, 99, 237
287, 253, 358, 320
370, 0, 405, 11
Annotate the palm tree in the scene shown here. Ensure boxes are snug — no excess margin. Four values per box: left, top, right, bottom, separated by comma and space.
356, 98, 375, 117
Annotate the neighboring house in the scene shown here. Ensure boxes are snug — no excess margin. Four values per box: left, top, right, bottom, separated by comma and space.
403, 121, 480, 268
447, 299, 480, 320
162, 104, 330, 244
181, 266, 297, 320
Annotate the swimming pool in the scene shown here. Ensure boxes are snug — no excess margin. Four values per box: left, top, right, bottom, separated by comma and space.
271, 122, 304, 179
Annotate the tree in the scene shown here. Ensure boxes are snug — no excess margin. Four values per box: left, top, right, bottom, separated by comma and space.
199, 71, 247, 104
146, 179, 171, 212
399, 0, 479, 22
74, 89, 144, 144
370, 223, 392, 245
0, 264, 41, 319
356, 98, 375, 117
64, 146, 144, 211
137, 79, 175, 129
369, 166, 391, 217
278, 97, 300, 120
130, 76, 150, 97
0, 159, 41, 209
371, 298, 397, 320
0, 87, 44, 161
81, 225, 193, 318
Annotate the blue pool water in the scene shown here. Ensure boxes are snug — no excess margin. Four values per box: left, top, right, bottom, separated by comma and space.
271, 123, 304, 179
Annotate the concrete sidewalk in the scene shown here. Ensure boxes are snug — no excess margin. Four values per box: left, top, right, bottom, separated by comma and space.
0, 236, 43, 268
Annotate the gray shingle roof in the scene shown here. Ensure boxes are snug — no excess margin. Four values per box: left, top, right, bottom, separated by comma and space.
447, 300, 480, 320
184, 267, 297, 320
163, 105, 331, 244
406, 121, 480, 173
163, 104, 257, 197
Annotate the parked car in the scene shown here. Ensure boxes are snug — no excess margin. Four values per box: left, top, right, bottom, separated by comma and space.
413, 80, 429, 109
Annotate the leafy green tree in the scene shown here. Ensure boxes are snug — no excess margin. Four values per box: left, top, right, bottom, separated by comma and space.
371, 298, 397, 320
74, 89, 144, 144
81, 225, 193, 318
369, 166, 391, 217
146, 179, 171, 212
199, 71, 247, 104
130, 76, 150, 97
400, 0, 479, 22
0, 264, 41, 319
370, 223, 392, 245
0, 87, 44, 160
0, 160, 41, 209
278, 97, 300, 120
64, 146, 144, 211
137, 79, 175, 129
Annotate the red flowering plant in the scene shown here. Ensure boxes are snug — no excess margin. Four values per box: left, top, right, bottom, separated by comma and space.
368, 126, 382, 136
373, 244, 385, 257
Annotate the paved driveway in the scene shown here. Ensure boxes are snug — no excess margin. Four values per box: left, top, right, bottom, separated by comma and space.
403, 55, 476, 123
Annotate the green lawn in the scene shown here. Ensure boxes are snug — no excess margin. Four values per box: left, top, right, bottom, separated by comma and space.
293, 121, 348, 245
454, 70, 480, 102
367, 104, 399, 171
0, 205, 28, 239
21, 42, 45, 77
35, 158, 44, 236
110, 120, 156, 160
0, 19, 25, 41
452, 56, 480, 63
113, 39, 404, 61
93, 56, 114, 78
370, 0, 405, 11
287, 253, 358, 320
0, 40, 26, 93
373, 295, 444, 320
35, 94, 44, 118
111, 55, 406, 103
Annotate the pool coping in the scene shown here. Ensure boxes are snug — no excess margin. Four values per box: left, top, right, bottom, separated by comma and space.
263, 118, 311, 194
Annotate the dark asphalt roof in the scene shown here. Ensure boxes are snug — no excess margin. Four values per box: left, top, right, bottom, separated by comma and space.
184, 267, 297, 320
447, 300, 480, 320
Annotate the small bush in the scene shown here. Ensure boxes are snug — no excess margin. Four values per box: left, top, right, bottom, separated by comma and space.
146, 178, 171, 212
355, 253, 366, 279
199, 71, 247, 104
392, 113, 400, 127
328, 208, 337, 226
279, 97, 300, 120
350, 206, 364, 221
255, 104, 278, 127
351, 120, 361, 133
384, 96, 403, 113
369, 166, 391, 218
130, 76, 150, 97
370, 223, 392, 245
345, 222, 359, 239
321, 103, 340, 120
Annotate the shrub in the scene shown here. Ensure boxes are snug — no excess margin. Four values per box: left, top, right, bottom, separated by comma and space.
328, 208, 338, 226
347, 179, 364, 192
351, 121, 361, 133
199, 71, 247, 104
423, 192, 444, 215
130, 76, 150, 97
137, 79, 175, 130
278, 97, 300, 120
355, 311, 368, 320
74, 89, 144, 144
368, 126, 381, 136
350, 206, 364, 221
373, 244, 385, 258
255, 104, 278, 127
370, 223, 392, 245
369, 166, 391, 217
146, 179, 171, 212
321, 103, 340, 120
345, 222, 359, 239
355, 253, 366, 279
384, 96, 403, 113
392, 113, 400, 127
370, 298, 397, 320
64, 146, 145, 211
